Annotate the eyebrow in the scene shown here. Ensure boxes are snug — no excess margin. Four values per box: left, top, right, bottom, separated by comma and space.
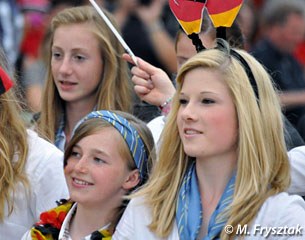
180, 91, 217, 95
51, 45, 89, 52
73, 144, 109, 156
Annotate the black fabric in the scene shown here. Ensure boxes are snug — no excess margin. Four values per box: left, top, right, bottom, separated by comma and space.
284, 116, 305, 150
216, 26, 227, 40
133, 99, 161, 123
251, 39, 305, 135
188, 33, 205, 52
252, 39, 305, 91
122, 13, 177, 122
0, 76, 5, 94
230, 48, 259, 102
122, 14, 169, 75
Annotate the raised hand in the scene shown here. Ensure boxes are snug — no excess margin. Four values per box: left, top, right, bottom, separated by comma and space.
123, 53, 176, 106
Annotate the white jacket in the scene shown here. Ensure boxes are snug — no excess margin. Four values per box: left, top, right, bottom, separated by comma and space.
0, 130, 69, 239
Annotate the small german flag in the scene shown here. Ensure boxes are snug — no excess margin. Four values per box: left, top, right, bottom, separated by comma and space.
169, 0, 206, 35
169, 0, 243, 34
0, 67, 13, 95
206, 0, 243, 27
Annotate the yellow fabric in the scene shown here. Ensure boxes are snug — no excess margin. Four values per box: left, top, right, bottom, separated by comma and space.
209, 5, 242, 27
178, 19, 202, 35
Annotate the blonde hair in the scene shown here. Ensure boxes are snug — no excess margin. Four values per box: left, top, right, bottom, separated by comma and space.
38, 6, 133, 142
0, 49, 29, 221
64, 110, 155, 230
135, 41, 290, 238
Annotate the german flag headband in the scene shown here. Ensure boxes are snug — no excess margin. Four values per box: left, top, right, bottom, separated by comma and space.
0, 66, 13, 95
169, 0, 243, 51
169, 0, 259, 102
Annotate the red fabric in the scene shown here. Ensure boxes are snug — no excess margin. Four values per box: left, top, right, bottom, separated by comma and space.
169, 0, 205, 22
0, 67, 14, 94
20, 26, 45, 58
252, 0, 264, 9
294, 42, 305, 67
205, 0, 242, 14
19, 0, 49, 59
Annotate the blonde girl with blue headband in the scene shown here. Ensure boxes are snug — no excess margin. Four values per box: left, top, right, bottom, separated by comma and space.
23, 110, 155, 240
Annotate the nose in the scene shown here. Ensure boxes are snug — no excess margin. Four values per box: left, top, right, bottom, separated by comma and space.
74, 157, 88, 173
58, 57, 73, 76
180, 102, 198, 121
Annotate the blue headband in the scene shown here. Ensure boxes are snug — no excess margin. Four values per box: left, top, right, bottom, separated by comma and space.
75, 110, 149, 181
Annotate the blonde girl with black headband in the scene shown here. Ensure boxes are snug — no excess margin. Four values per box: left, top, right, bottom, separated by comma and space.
0, 48, 68, 239
113, 40, 305, 239
23, 110, 155, 240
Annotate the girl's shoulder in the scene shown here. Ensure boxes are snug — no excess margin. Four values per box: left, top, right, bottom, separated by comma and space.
26, 129, 63, 164
114, 196, 179, 240
253, 192, 305, 226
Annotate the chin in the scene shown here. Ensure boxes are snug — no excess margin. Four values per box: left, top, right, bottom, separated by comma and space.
186, 153, 199, 158
183, 147, 201, 158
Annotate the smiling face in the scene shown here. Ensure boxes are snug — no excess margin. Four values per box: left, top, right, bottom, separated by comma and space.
64, 127, 137, 208
51, 23, 103, 105
177, 67, 238, 161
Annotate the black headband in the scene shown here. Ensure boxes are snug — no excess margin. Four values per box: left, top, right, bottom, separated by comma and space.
229, 48, 259, 102
216, 39, 259, 103
189, 34, 260, 104
188, 33, 206, 52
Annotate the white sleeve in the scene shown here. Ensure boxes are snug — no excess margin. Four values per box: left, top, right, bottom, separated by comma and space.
268, 195, 305, 239
248, 193, 305, 239
275, 195, 305, 224
147, 116, 165, 147
113, 197, 179, 240
21, 230, 32, 240
31, 150, 69, 218
27, 130, 69, 219
288, 146, 305, 195
113, 198, 139, 240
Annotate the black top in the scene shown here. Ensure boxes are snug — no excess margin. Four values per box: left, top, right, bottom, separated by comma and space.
252, 39, 305, 128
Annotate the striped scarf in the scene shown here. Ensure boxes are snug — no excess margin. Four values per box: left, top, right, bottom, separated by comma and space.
176, 161, 236, 240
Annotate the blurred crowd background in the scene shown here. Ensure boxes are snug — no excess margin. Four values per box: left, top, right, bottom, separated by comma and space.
1, 0, 305, 137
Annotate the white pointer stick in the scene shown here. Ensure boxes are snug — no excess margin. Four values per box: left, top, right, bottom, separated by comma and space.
89, 0, 138, 66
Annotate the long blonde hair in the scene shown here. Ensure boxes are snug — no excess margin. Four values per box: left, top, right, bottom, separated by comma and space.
38, 6, 133, 142
135, 42, 290, 238
0, 49, 29, 221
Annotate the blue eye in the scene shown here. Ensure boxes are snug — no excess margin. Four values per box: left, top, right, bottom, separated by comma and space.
94, 158, 106, 164
74, 55, 86, 62
52, 52, 62, 60
202, 98, 215, 104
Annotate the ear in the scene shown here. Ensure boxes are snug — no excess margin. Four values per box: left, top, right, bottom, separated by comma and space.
122, 169, 140, 190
